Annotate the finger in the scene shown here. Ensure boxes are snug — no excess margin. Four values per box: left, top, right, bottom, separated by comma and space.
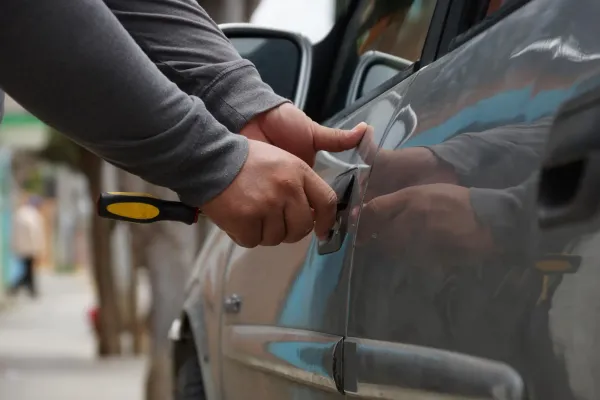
302, 167, 337, 240
283, 192, 314, 243
356, 125, 378, 165
261, 207, 286, 246
230, 217, 262, 248
356, 190, 410, 244
311, 121, 368, 153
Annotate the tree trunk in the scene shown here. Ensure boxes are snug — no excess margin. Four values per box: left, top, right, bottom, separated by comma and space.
115, 168, 146, 356
128, 239, 145, 355
121, 176, 196, 400
79, 152, 122, 356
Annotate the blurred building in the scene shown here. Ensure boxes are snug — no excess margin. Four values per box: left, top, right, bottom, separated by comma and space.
0, 95, 47, 303
0, 95, 92, 305
0, 147, 16, 304
0, 96, 48, 150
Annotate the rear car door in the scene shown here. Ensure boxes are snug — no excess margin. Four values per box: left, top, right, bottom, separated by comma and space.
344, 0, 600, 398
218, 1, 446, 399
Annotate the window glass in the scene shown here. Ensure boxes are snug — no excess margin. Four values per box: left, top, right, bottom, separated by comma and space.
486, 0, 510, 15
360, 63, 403, 97
355, 0, 438, 61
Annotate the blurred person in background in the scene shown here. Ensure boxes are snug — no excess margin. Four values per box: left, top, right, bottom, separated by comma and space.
10, 195, 45, 298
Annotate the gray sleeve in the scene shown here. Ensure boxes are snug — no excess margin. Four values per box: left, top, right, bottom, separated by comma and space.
104, 0, 288, 133
0, 0, 247, 207
426, 119, 551, 189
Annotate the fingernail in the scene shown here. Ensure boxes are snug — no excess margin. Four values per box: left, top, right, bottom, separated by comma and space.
317, 231, 330, 241
351, 122, 367, 132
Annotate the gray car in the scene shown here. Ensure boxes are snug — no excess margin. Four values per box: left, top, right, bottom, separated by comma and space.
172, 0, 600, 399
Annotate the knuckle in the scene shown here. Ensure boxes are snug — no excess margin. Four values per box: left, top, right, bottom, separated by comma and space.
333, 128, 344, 139
262, 236, 284, 247
325, 189, 338, 209
237, 205, 259, 220
263, 194, 281, 210
234, 234, 259, 249
285, 226, 312, 243
262, 229, 285, 247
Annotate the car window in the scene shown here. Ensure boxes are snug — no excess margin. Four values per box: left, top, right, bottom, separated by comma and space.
322, 0, 439, 119
486, 0, 510, 15
355, 0, 438, 62
446, 0, 531, 54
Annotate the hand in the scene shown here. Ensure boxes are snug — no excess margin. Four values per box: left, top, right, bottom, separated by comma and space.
358, 129, 458, 202
241, 103, 367, 166
357, 184, 497, 266
202, 140, 337, 248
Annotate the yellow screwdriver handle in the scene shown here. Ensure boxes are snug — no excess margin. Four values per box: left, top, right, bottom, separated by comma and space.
97, 192, 200, 225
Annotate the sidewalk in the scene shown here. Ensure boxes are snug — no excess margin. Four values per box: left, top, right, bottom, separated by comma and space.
0, 270, 146, 400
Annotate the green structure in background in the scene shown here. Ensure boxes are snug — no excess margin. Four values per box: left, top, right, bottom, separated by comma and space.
0, 147, 15, 299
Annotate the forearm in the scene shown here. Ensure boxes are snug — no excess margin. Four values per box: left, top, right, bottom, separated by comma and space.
105, 0, 288, 133
0, 0, 247, 206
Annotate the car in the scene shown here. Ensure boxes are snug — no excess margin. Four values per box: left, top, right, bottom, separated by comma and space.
172, 0, 600, 399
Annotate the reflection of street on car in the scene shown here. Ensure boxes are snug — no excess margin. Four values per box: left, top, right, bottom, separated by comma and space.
356, 118, 550, 266
353, 116, 587, 399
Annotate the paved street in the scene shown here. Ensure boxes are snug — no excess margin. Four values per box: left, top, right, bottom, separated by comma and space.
0, 270, 146, 400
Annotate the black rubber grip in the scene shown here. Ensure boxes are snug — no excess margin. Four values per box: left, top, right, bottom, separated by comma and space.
97, 192, 199, 225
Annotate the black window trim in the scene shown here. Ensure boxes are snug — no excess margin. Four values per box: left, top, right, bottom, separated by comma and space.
420, 0, 454, 67
322, 0, 454, 127
438, 0, 533, 57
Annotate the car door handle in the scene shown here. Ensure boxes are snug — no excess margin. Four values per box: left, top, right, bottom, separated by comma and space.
318, 169, 357, 255
343, 338, 525, 399
538, 88, 600, 229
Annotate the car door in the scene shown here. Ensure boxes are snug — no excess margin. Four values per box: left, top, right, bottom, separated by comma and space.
344, 0, 600, 399
218, 1, 446, 398
218, 57, 412, 400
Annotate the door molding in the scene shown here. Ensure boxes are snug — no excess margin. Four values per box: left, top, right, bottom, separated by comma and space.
223, 325, 342, 393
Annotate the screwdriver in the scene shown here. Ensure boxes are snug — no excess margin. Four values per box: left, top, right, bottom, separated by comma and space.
97, 192, 201, 225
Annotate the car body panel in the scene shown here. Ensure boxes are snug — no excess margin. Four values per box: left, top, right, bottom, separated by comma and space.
184, 226, 236, 400
218, 77, 414, 400
182, 0, 600, 399
347, 0, 600, 398
222, 325, 341, 391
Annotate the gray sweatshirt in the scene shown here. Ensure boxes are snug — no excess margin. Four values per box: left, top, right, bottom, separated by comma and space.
0, 0, 286, 206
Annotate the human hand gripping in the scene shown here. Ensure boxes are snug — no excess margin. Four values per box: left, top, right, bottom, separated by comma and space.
202, 140, 349, 248
240, 103, 368, 167
203, 103, 367, 248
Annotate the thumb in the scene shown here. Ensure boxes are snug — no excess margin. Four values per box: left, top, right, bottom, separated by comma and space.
356, 125, 378, 165
312, 121, 368, 153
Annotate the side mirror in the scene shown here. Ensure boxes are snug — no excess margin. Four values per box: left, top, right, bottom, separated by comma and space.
220, 23, 312, 110
346, 51, 412, 107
